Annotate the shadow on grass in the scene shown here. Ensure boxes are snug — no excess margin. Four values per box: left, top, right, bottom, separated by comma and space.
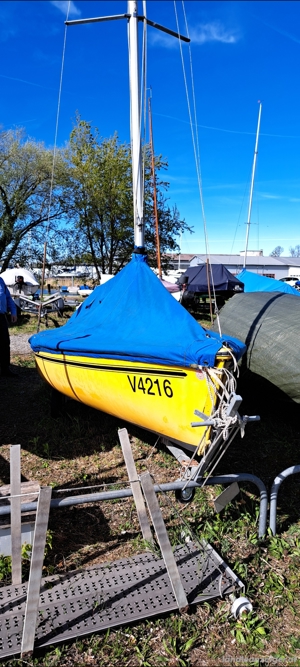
216, 369, 300, 529
1, 360, 300, 533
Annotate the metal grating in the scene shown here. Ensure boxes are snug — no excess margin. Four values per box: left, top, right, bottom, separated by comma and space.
0, 542, 243, 659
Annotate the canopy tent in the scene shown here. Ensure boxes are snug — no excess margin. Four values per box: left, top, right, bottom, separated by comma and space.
237, 269, 300, 296
159, 278, 181, 294
179, 264, 244, 294
30, 254, 245, 368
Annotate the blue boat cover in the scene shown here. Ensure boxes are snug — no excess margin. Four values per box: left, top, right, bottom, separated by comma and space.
237, 269, 300, 296
30, 254, 246, 367
180, 264, 244, 293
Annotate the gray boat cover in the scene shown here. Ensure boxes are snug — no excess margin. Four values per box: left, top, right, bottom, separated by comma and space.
213, 292, 300, 403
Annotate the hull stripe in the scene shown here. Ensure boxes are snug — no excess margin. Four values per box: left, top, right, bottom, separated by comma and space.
36, 353, 188, 378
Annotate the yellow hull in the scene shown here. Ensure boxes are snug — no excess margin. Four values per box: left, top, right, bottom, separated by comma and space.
34, 351, 230, 452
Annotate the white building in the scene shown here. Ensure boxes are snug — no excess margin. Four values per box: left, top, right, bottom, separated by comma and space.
167, 251, 300, 282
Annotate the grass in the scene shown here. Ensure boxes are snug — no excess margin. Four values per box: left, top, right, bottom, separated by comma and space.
1, 317, 300, 665
10, 306, 77, 335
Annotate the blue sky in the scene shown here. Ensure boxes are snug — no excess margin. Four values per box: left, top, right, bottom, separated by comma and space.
1, 0, 300, 256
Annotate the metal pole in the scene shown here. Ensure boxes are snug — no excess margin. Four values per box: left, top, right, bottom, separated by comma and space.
10, 445, 22, 585
128, 1, 144, 250
140, 472, 188, 611
118, 428, 153, 542
178, 232, 182, 271
148, 96, 162, 277
269, 465, 300, 535
37, 241, 47, 332
0, 473, 268, 537
21, 487, 52, 656
206, 259, 213, 323
243, 102, 262, 269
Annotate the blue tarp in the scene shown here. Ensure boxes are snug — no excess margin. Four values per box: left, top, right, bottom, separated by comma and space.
30, 254, 246, 368
237, 269, 300, 296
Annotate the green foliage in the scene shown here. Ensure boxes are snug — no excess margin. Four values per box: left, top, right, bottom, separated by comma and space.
230, 613, 268, 649
0, 128, 69, 270
0, 117, 192, 270
161, 617, 200, 666
0, 553, 11, 582
66, 114, 192, 276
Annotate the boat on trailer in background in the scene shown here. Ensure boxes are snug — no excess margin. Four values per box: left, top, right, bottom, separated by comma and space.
0, 267, 39, 298
30, 2, 257, 485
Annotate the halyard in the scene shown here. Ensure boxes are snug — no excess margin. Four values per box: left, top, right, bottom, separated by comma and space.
0, 313, 300, 666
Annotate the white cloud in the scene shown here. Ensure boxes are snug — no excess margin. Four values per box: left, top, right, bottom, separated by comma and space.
259, 193, 282, 200
190, 21, 240, 45
148, 30, 178, 49
50, 1, 81, 18
149, 20, 240, 49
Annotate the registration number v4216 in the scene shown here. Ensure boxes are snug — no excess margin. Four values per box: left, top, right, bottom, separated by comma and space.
127, 375, 173, 398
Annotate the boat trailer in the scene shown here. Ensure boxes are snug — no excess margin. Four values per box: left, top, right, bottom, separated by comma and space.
13, 293, 65, 323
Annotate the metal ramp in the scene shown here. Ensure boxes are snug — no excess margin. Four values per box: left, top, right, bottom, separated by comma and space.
0, 542, 243, 659
0, 440, 244, 660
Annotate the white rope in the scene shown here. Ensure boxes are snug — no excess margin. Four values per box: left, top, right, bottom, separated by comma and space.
45, 0, 71, 243
200, 424, 240, 486
180, 364, 239, 487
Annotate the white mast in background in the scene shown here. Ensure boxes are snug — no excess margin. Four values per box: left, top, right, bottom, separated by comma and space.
243, 101, 262, 269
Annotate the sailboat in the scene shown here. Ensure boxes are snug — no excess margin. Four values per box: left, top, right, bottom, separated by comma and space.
29, 2, 248, 466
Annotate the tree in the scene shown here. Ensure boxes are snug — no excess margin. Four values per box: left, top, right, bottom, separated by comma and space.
66, 116, 192, 276
0, 128, 69, 271
289, 245, 300, 257
270, 246, 284, 257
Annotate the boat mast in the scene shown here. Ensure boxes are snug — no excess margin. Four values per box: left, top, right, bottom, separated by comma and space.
66, 3, 189, 255
243, 101, 262, 269
148, 95, 162, 277
128, 1, 144, 251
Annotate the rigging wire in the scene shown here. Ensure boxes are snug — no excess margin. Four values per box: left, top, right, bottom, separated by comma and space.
254, 157, 260, 252
174, 1, 222, 335
230, 171, 252, 257
45, 1, 70, 243
141, 1, 148, 207
37, 0, 70, 332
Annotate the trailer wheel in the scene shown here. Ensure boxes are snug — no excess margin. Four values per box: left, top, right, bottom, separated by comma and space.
175, 487, 195, 503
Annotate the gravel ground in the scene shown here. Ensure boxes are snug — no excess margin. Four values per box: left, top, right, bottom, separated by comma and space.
10, 333, 33, 355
